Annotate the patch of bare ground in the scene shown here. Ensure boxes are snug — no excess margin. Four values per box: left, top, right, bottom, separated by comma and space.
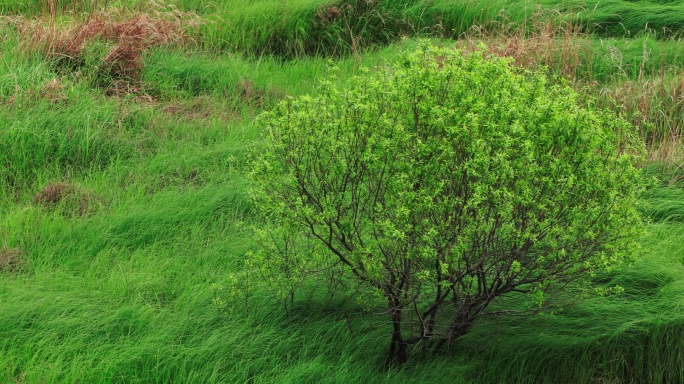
33, 182, 101, 217
0, 247, 26, 274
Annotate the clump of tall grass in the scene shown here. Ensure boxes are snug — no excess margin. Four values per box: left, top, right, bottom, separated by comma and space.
639, 187, 684, 223
598, 72, 684, 149
1, 0, 178, 17
570, 0, 684, 39
0, 99, 127, 200
0, 0, 100, 15
190, 0, 684, 58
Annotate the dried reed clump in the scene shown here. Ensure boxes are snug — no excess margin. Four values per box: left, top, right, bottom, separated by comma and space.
19, 4, 200, 85
459, 12, 593, 80
33, 182, 76, 204
596, 73, 684, 147
235, 79, 265, 108
1, 77, 67, 107
0, 248, 26, 274
33, 182, 98, 217
162, 96, 219, 121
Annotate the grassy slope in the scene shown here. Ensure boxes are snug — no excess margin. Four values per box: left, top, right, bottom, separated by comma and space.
191, 0, 684, 56
4, 0, 684, 57
2, 1, 684, 383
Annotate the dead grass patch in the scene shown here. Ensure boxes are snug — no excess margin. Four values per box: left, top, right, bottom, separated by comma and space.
163, 98, 208, 117
1, 77, 68, 108
18, 2, 200, 92
595, 73, 684, 147
39, 78, 68, 103
235, 79, 265, 108
33, 182, 100, 217
644, 139, 684, 186
33, 182, 76, 204
0, 247, 26, 274
317, 5, 341, 24
458, 11, 593, 82
233, 79, 287, 109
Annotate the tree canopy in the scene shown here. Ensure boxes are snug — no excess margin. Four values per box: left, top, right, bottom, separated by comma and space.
247, 42, 645, 365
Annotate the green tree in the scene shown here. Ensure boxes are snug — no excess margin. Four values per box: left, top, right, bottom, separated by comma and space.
248, 42, 645, 366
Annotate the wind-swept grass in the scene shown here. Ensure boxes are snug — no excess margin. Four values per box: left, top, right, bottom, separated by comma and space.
457, 221, 684, 383
2, 176, 684, 383
3, 1, 684, 382
8, 0, 684, 58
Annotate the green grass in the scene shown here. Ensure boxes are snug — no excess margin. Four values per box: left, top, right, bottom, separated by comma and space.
460, 221, 684, 383
3, 2, 684, 382
5, 0, 684, 58
188, 0, 684, 57
3, 169, 684, 382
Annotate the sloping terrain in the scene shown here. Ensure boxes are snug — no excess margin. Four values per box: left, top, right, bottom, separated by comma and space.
2, 1, 684, 382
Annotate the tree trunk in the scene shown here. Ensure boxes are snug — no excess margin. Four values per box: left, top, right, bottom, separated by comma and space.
385, 301, 409, 367
433, 321, 473, 353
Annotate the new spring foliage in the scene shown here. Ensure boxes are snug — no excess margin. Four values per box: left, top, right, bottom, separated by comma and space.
248, 42, 645, 364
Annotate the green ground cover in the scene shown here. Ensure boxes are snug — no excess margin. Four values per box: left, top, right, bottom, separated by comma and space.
2, 0, 684, 382
4, 0, 684, 56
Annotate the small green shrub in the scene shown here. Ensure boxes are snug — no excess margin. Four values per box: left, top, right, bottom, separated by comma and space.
248, 42, 646, 366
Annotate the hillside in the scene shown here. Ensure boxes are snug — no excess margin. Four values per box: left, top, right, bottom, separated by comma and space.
2, 1, 684, 382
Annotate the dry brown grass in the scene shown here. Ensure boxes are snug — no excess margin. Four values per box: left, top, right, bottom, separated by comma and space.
596, 73, 684, 148
38, 77, 68, 103
33, 182, 76, 204
161, 96, 226, 121
461, 13, 592, 80
317, 5, 341, 24
235, 79, 266, 108
33, 182, 99, 216
0, 247, 26, 274
1, 77, 68, 107
18, 1, 200, 89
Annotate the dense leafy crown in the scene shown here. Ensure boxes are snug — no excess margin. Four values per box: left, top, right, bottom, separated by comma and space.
248, 42, 644, 363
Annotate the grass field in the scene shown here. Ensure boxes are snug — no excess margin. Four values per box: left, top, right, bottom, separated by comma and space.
2, 0, 684, 382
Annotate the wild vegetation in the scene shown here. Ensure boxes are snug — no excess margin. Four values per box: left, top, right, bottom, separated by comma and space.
249, 44, 645, 366
1, 0, 684, 382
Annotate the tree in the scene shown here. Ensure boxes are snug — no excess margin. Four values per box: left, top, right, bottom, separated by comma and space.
247, 42, 645, 366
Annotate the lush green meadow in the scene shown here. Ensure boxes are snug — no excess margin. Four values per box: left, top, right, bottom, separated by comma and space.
2, 0, 684, 382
